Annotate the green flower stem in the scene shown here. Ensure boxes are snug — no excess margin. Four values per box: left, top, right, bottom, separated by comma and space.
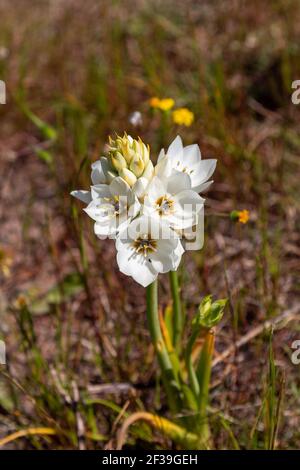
146, 280, 181, 413
196, 330, 214, 443
185, 330, 201, 400
169, 270, 183, 352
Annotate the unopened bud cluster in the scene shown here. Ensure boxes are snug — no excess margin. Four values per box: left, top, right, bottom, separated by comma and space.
107, 134, 153, 187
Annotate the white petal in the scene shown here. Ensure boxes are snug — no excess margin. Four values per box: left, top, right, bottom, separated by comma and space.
110, 176, 130, 197
166, 170, 191, 194
190, 159, 217, 189
157, 148, 165, 162
150, 237, 178, 272
91, 157, 109, 184
116, 243, 132, 274
132, 177, 149, 199
145, 177, 166, 204
143, 204, 158, 219
94, 219, 115, 236
174, 190, 204, 211
166, 212, 194, 230
116, 217, 131, 234
183, 144, 201, 165
142, 160, 154, 180
71, 190, 91, 204
150, 252, 173, 273
91, 184, 111, 200
154, 155, 172, 179
192, 180, 213, 193
84, 200, 113, 222
182, 207, 204, 251
172, 240, 185, 269
170, 190, 204, 229
107, 170, 118, 183
131, 260, 158, 287
167, 135, 183, 160
128, 197, 141, 218
116, 245, 157, 287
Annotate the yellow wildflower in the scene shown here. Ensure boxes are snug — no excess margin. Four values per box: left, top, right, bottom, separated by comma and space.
158, 98, 175, 111
149, 97, 175, 111
230, 210, 250, 224
16, 295, 27, 308
149, 97, 161, 108
238, 210, 250, 224
172, 107, 194, 126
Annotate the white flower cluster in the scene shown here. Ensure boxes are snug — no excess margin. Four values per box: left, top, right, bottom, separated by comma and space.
71, 135, 216, 287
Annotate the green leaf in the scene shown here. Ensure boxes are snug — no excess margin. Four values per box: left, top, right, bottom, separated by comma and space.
35, 149, 54, 166
0, 381, 15, 412
21, 104, 57, 141
28, 111, 57, 140
28, 272, 84, 315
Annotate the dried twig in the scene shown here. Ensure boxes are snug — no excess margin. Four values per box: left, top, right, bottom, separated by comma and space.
104, 400, 131, 450
50, 369, 85, 449
212, 306, 299, 368
71, 381, 86, 450
87, 382, 137, 396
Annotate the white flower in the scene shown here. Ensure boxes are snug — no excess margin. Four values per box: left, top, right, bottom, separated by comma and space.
129, 111, 143, 127
72, 177, 140, 238
71, 133, 217, 287
143, 174, 204, 230
116, 215, 184, 287
157, 135, 217, 193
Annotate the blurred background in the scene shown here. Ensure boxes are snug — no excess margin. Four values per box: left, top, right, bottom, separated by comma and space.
0, 0, 299, 449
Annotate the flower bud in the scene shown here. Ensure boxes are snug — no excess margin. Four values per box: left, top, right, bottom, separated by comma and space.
122, 140, 135, 164
111, 151, 127, 172
107, 134, 152, 185
119, 168, 137, 187
136, 137, 150, 166
130, 154, 145, 177
196, 295, 227, 329
142, 160, 154, 180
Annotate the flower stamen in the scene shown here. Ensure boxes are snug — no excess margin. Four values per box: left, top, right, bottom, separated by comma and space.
133, 236, 157, 257
176, 161, 194, 175
156, 195, 174, 216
